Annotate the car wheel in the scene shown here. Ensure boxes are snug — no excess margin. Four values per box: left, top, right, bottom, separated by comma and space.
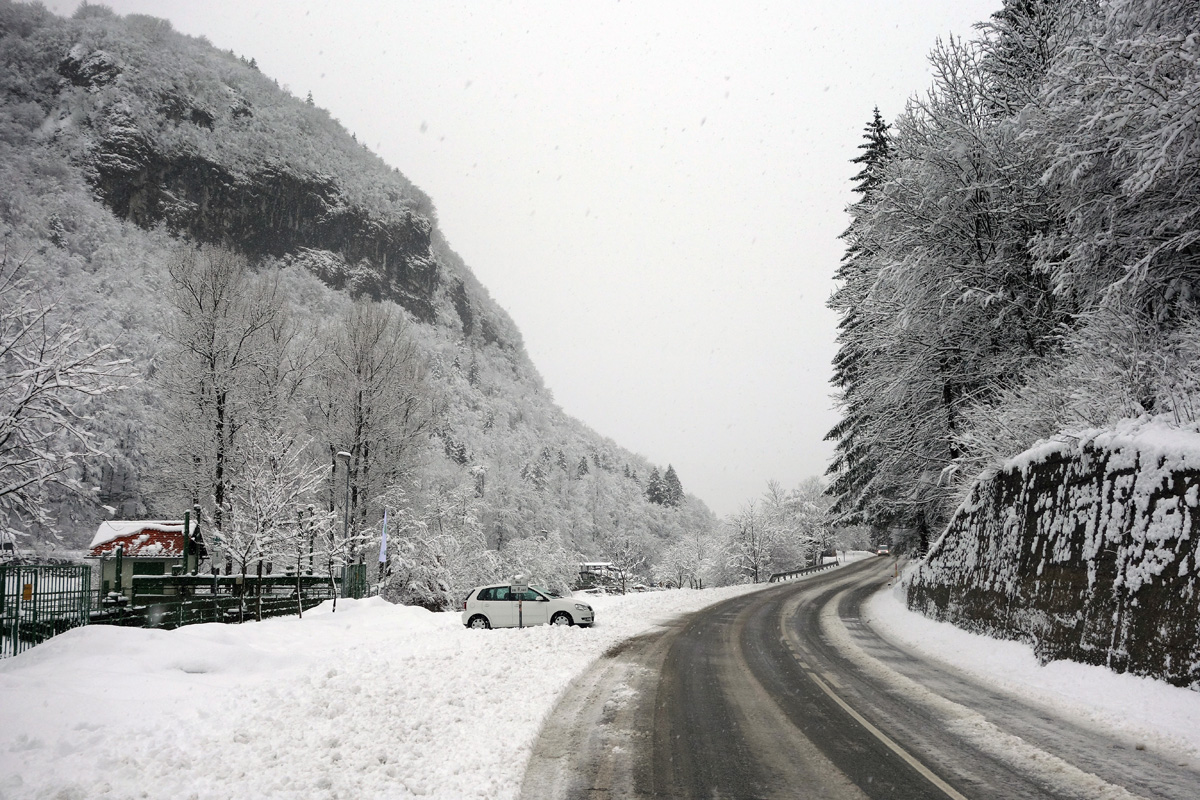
551, 611, 572, 626
467, 615, 490, 630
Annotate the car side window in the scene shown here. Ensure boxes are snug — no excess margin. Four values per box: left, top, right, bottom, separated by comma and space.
494, 586, 510, 601
477, 588, 495, 602
514, 589, 543, 602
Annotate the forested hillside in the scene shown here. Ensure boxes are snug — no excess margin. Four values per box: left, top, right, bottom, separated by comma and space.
827, 0, 1200, 548
0, 1, 721, 607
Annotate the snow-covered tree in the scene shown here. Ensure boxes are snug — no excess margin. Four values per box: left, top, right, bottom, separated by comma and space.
662, 464, 684, 507
0, 249, 129, 547
499, 529, 577, 595
827, 31, 1068, 541
154, 245, 288, 536
311, 300, 431, 559
644, 467, 665, 505
598, 521, 650, 593
654, 525, 716, 588
222, 424, 325, 576
382, 483, 499, 611
725, 500, 771, 584
825, 109, 893, 531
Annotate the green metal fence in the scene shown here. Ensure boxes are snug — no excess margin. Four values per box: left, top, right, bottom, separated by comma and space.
91, 572, 339, 629
341, 563, 367, 599
1, 564, 92, 658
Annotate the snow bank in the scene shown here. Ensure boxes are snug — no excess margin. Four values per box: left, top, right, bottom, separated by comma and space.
0, 580, 782, 799
909, 415, 1200, 688
869, 583, 1200, 757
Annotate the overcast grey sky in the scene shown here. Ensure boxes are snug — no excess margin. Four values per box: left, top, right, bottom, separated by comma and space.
46, 0, 999, 516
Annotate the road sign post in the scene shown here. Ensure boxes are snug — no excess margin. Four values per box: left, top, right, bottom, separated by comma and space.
511, 575, 528, 628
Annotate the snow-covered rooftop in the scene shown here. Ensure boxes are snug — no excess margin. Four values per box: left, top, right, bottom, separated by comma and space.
89, 520, 184, 551
88, 521, 186, 558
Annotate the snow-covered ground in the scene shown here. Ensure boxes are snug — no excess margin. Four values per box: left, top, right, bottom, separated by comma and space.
2, 570, 820, 800
868, 579, 1200, 758
12, 551, 1189, 800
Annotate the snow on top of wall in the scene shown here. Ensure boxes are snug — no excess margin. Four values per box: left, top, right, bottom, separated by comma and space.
1004, 415, 1200, 475
89, 520, 184, 550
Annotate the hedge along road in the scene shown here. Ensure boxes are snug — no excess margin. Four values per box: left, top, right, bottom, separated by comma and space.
520, 557, 1200, 800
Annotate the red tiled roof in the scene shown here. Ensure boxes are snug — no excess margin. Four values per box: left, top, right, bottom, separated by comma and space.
87, 528, 185, 559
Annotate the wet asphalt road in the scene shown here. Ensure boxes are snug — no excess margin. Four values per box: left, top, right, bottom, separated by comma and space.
519, 558, 1200, 800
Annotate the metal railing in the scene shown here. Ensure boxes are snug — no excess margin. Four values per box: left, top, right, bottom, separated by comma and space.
92, 573, 339, 629
768, 560, 840, 583
1, 564, 92, 658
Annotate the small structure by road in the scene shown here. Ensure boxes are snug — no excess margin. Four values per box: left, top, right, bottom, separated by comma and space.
87, 521, 205, 600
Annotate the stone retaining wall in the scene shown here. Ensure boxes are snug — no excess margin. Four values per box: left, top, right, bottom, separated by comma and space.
907, 419, 1200, 688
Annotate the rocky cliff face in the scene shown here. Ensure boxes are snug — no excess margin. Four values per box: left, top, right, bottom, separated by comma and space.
12, 3, 516, 345
907, 419, 1200, 688
79, 62, 442, 324
92, 131, 441, 320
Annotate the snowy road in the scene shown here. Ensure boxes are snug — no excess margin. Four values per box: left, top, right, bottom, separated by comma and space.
520, 558, 1200, 799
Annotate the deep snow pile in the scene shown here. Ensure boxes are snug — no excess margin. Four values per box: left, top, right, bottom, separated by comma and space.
0, 580, 780, 800
869, 580, 1200, 758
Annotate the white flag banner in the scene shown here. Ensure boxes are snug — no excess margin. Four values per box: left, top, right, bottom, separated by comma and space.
378, 508, 389, 563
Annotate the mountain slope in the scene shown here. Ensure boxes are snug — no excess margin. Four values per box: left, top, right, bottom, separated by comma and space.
0, 2, 715, 593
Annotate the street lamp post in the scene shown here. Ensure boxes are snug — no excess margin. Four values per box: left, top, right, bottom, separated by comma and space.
336, 451, 352, 560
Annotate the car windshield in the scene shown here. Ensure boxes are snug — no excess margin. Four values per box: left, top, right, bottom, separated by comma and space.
531, 585, 560, 598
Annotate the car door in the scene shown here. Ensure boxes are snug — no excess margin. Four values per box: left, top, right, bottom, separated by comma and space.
488, 586, 516, 627
517, 588, 550, 626
475, 586, 514, 628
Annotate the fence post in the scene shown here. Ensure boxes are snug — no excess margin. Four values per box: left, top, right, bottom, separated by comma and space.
31, 568, 39, 641
114, 545, 123, 596
182, 511, 190, 575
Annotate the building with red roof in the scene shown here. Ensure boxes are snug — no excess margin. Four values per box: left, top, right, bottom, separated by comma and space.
87, 521, 205, 597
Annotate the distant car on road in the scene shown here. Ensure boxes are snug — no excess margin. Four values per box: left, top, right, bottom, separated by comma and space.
462, 583, 595, 629
876, 546, 891, 556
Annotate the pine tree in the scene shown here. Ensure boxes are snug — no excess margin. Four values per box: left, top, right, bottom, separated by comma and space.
663, 465, 684, 507
645, 467, 666, 505
848, 107, 891, 198
825, 110, 892, 528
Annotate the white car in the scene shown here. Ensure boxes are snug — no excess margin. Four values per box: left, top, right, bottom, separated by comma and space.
461, 583, 594, 629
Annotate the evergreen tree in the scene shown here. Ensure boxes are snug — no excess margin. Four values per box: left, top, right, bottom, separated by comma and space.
824, 110, 892, 529
645, 467, 666, 505
663, 464, 684, 507
848, 107, 891, 198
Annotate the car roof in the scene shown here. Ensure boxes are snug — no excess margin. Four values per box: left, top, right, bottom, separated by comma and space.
475, 582, 543, 590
